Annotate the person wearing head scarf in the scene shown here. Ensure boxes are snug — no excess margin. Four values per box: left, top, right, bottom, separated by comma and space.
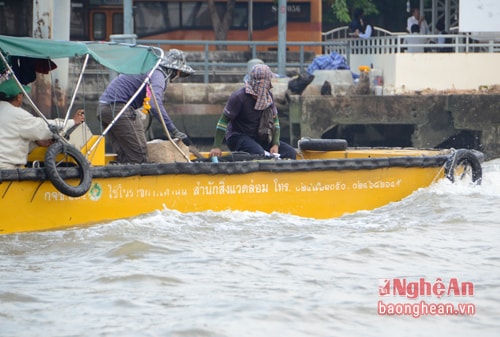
0, 79, 84, 169
209, 64, 296, 160
98, 49, 194, 164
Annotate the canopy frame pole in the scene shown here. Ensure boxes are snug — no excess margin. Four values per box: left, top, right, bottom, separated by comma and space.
64, 53, 90, 126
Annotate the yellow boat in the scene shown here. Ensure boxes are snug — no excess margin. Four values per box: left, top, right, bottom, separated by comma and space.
0, 35, 483, 235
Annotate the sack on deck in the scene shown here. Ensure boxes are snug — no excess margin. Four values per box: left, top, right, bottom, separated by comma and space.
147, 139, 189, 163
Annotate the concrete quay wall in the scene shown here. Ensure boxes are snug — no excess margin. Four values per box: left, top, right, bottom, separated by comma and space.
289, 94, 500, 159
163, 83, 500, 159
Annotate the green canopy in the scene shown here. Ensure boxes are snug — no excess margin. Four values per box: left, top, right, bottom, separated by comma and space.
0, 35, 161, 75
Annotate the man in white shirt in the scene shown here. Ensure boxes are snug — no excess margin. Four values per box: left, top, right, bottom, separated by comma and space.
0, 79, 84, 169
407, 8, 429, 35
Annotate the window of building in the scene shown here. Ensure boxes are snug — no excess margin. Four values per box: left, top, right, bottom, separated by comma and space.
92, 12, 106, 40
112, 12, 123, 34
70, 6, 86, 40
135, 2, 181, 36
0, 0, 32, 37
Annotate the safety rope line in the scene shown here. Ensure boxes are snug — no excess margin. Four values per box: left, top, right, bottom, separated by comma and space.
148, 80, 191, 163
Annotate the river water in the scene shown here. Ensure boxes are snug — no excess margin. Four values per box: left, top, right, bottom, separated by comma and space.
1, 159, 499, 337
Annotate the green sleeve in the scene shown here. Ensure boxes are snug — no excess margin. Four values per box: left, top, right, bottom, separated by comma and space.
272, 115, 280, 146
213, 113, 230, 148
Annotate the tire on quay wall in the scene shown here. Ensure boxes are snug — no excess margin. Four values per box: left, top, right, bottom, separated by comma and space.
445, 149, 482, 185
44, 141, 92, 197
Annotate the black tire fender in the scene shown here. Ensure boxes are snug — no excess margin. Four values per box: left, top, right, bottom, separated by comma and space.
445, 149, 482, 184
298, 138, 348, 151
44, 141, 92, 197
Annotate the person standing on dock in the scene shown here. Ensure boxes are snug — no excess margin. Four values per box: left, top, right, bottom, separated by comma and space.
405, 24, 427, 53
407, 8, 429, 35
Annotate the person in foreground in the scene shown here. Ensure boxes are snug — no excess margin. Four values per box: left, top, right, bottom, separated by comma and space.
0, 79, 85, 169
98, 49, 194, 164
209, 64, 296, 160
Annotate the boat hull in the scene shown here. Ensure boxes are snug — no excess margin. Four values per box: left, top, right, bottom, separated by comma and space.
0, 159, 445, 235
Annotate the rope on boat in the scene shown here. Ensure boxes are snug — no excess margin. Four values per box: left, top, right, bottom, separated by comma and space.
148, 81, 191, 162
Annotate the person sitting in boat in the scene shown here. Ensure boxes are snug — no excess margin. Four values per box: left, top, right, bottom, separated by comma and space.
209, 64, 297, 160
98, 49, 194, 164
0, 79, 85, 170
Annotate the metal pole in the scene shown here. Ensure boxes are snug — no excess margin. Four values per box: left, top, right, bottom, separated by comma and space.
277, 0, 287, 76
248, 0, 253, 43
431, 0, 437, 34
124, 0, 133, 34
445, 0, 450, 31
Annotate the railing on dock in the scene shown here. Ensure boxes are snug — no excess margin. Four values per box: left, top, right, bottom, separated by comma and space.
134, 30, 500, 84
321, 26, 500, 55
136, 39, 348, 83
